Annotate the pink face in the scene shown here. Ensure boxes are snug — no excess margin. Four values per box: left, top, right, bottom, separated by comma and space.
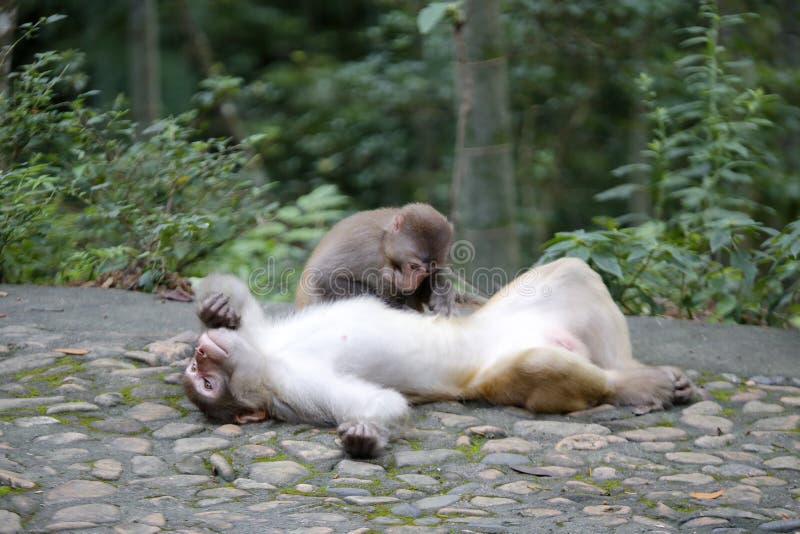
185, 331, 229, 400
396, 260, 430, 292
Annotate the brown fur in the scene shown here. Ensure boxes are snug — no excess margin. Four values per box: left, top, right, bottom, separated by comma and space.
471, 348, 613, 413
181, 373, 241, 422
295, 203, 454, 313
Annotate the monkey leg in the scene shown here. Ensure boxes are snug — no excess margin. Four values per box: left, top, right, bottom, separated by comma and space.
471, 348, 614, 414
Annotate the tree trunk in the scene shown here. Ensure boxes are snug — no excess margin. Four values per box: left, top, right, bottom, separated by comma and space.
128, 0, 161, 126
779, 0, 799, 222
0, 0, 17, 95
176, 0, 247, 142
450, 0, 520, 290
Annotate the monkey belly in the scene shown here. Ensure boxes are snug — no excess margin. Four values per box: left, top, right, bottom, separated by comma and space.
470, 348, 613, 413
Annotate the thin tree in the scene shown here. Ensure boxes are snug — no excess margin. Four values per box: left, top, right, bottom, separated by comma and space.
176, 0, 247, 142
128, 0, 161, 125
450, 0, 520, 288
0, 0, 16, 95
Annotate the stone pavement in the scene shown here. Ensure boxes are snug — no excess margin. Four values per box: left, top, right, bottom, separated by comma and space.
0, 285, 798, 533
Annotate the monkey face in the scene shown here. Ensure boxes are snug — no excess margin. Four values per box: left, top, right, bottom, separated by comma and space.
396, 259, 431, 292
185, 331, 230, 400
184, 329, 269, 425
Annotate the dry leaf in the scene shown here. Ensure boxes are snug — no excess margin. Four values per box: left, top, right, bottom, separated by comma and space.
0, 291, 8, 297
690, 489, 725, 499
510, 466, 564, 477
159, 287, 194, 302
53, 348, 90, 355
0, 313, 7, 318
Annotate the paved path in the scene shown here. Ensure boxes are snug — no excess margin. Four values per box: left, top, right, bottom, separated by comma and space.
0, 285, 798, 533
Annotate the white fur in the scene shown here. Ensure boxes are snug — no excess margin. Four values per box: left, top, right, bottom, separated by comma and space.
196, 259, 680, 456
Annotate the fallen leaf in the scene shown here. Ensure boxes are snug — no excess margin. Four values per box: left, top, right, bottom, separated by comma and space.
0, 313, 7, 318
159, 287, 194, 302
510, 466, 562, 477
53, 348, 90, 355
690, 489, 725, 499
0, 291, 8, 297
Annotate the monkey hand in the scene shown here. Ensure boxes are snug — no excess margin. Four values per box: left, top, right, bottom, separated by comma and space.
428, 288, 455, 316
337, 421, 389, 458
198, 293, 241, 329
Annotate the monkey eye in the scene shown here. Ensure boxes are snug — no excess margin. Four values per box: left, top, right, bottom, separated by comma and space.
203, 378, 213, 390
409, 263, 421, 271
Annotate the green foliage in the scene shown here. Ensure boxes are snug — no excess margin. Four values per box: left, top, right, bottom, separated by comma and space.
0, 20, 340, 288
190, 184, 349, 300
222, 5, 455, 208
16, 1, 799, 259
6, 2, 798, 316
540, 0, 799, 327
417, 3, 462, 35
0, 164, 58, 269
0, 46, 264, 284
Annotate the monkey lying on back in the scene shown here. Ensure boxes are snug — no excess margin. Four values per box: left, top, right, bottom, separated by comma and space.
295, 203, 456, 314
183, 258, 693, 458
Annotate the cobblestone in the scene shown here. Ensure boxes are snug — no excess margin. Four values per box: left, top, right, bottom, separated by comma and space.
0, 287, 798, 532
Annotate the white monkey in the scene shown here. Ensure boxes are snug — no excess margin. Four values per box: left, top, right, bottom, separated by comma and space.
183, 258, 693, 457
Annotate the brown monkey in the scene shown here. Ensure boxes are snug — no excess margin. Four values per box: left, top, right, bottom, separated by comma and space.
183, 259, 693, 458
295, 203, 455, 314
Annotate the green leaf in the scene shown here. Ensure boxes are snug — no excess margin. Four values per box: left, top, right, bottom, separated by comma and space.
714, 294, 737, 317
591, 253, 623, 279
791, 239, 800, 258
45, 14, 68, 24
566, 247, 591, 261
137, 270, 155, 291
595, 183, 642, 202
730, 249, 757, 289
680, 36, 708, 48
626, 247, 650, 263
418, 3, 451, 34
709, 229, 730, 253
611, 163, 650, 178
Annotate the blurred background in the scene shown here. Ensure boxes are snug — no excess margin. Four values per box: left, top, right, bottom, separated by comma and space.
2, 0, 798, 326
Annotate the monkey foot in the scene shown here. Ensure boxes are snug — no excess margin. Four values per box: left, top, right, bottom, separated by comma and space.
662, 365, 694, 405
198, 292, 241, 329
337, 421, 388, 458
609, 365, 695, 413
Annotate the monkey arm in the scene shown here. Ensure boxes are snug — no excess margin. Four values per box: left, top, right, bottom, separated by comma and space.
268, 360, 410, 458
426, 270, 455, 315
271, 362, 410, 428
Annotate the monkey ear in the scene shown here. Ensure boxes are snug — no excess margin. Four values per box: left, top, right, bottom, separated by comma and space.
390, 213, 405, 233
234, 408, 267, 424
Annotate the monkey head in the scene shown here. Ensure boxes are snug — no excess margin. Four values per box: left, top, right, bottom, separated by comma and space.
384, 204, 453, 293
182, 330, 267, 424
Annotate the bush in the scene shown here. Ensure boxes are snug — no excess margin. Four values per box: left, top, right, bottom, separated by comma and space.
190, 184, 349, 300
0, 17, 348, 291
539, 0, 799, 328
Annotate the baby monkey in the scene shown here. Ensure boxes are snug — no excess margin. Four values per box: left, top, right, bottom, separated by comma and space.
295, 203, 455, 314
